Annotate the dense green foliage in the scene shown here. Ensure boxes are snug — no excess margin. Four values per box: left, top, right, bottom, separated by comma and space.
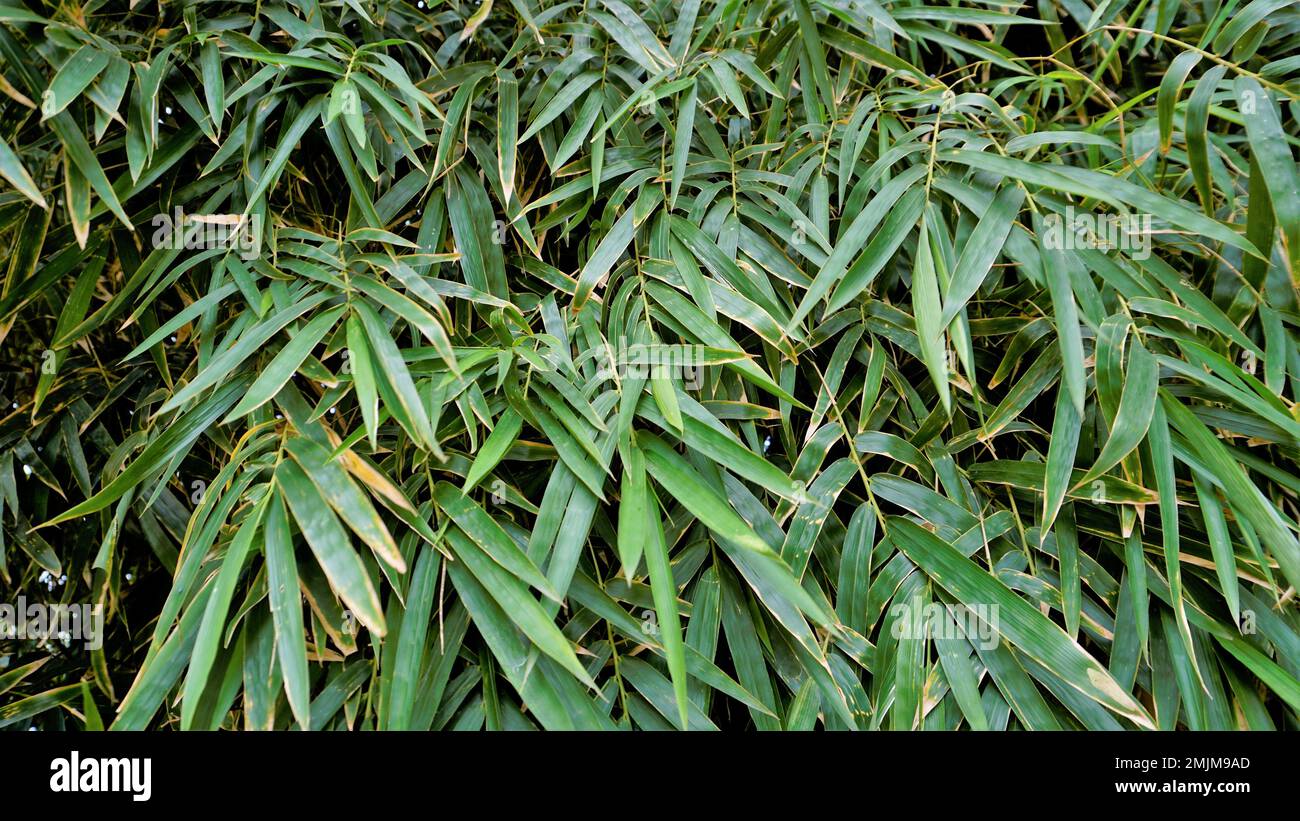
1, 0, 1299, 731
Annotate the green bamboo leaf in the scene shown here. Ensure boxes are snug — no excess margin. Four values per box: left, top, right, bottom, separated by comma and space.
794, 164, 927, 328
443, 526, 596, 689
616, 438, 648, 579
388, 545, 440, 729
1076, 337, 1158, 487
1161, 392, 1300, 592
345, 315, 381, 452
497, 73, 518, 201
180, 491, 270, 730
1191, 472, 1239, 624
1041, 384, 1081, 538
434, 482, 562, 602
1234, 76, 1300, 271
669, 79, 697, 211
223, 305, 346, 421
201, 38, 225, 134
1038, 215, 1085, 414
940, 185, 1023, 327
1156, 51, 1201, 153
48, 111, 132, 228
946, 149, 1260, 257
161, 293, 332, 414
912, 220, 950, 414
891, 518, 1155, 728
0, 684, 86, 729
265, 490, 311, 729
0, 135, 46, 208
462, 408, 522, 492
286, 436, 406, 573
41, 45, 109, 120
276, 459, 386, 637
1185, 65, 1227, 215
573, 203, 639, 313
642, 484, 689, 729
353, 301, 438, 453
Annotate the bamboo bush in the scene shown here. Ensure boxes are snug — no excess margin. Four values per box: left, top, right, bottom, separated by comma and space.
0, 0, 1298, 731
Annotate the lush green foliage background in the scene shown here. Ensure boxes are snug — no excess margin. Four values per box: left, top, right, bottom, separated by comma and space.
1, 0, 1299, 730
